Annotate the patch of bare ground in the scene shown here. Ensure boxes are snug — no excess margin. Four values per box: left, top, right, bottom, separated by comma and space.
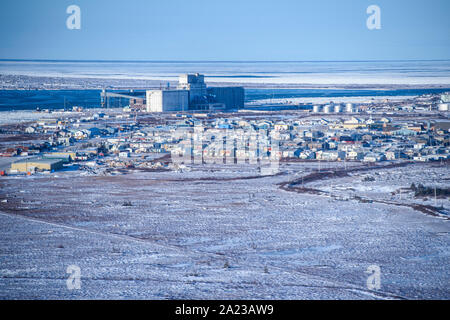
0, 133, 50, 143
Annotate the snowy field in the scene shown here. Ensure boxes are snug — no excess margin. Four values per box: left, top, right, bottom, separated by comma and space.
0, 162, 448, 299
312, 162, 450, 212
0, 109, 120, 125
0, 110, 62, 125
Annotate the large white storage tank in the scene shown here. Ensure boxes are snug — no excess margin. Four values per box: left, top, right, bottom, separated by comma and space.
313, 105, 321, 113
323, 105, 331, 113
345, 103, 353, 113
334, 104, 342, 113
438, 103, 449, 111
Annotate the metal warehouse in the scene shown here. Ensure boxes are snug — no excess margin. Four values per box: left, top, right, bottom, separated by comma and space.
11, 158, 64, 173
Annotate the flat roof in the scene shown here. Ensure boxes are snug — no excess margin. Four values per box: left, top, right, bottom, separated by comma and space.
13, 157, 64, 165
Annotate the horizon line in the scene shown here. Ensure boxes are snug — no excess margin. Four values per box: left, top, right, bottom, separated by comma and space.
1, 58, 450, 63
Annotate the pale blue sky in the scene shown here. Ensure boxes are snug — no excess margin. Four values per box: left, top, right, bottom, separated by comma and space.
0, 0, 449, 61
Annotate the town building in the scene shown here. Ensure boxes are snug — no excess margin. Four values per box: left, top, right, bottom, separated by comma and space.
146, 74, 244, 113
11, 158, 64, 173
146, 90, 189, 112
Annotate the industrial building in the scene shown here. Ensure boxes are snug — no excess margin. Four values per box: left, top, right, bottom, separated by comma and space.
101, 90, 146, 109
207, 87, 245, 110
11, 158, 64, 173
146, 89, 189, 112
43, 152, 77, 161
177, 74, 207, 104
100, 74, 244, 113
146, 73, 244, 113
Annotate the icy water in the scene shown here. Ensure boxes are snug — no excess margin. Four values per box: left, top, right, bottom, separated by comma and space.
2, 88, 450, 111
1, 60, 450, 110
1, 59, 450, 84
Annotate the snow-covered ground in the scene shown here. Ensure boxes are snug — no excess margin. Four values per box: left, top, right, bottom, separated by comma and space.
0, 108, 121, 126
0, 110, 63, 125
0, 162, 448, 299
313, 162, 450, 213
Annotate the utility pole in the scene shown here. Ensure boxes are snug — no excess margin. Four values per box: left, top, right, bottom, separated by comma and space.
434, 186, 437, 207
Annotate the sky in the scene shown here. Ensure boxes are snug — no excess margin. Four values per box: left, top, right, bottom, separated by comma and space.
0, 0, 449, 61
